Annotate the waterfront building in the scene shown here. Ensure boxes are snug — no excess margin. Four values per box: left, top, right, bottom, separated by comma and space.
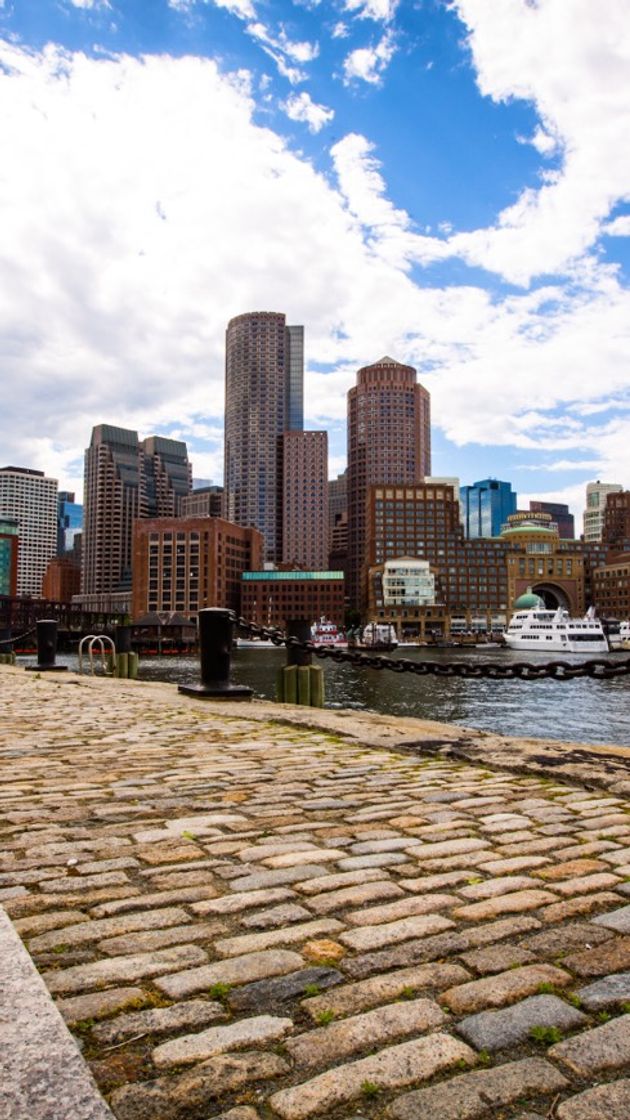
460, 478, 517, 539
529, 500, 574, 540
583, 480, 622, 542
592, 553, 630, 619
241, 569, 345, 630
0, 518, 18, 597
57, 491, 83, 555
602, 490, 630, 554
82, 426, 191, 598
282, 431, 329, 570
42, 556, 81, 602
501, 513, 585, 616
347, 356, 431, 609
224, 312, 304, 563
132, 517, 263, 621
425, 476, 460, 501
182, 485, 224, 518
0, 466, 58, 596
328, 469, 348, 574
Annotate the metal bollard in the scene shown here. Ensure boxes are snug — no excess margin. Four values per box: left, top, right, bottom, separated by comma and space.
25, 619, 67, 673
0, 627, 14, 665
178, 608, 252, 700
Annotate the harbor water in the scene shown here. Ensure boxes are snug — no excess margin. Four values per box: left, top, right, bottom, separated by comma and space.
24, 645, 630, 749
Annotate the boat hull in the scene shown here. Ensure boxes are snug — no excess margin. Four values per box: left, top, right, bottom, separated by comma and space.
503, 636, 609, 655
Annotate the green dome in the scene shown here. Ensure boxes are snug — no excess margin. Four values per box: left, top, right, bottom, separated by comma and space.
513, 589, 545, 609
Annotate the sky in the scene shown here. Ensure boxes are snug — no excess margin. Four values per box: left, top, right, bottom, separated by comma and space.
1, 0, 630, 525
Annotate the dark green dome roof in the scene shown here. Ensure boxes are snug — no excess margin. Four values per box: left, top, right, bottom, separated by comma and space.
513, 589, 545, 609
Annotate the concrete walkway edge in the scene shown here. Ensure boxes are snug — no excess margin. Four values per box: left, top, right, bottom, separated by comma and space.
0, 906, 115, 1120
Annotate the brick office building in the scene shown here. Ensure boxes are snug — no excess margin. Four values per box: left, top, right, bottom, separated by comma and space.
132, 517, 263, 621
241, 570, 345, 630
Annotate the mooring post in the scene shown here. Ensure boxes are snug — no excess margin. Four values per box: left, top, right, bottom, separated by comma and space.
178, 608, 252, 700
25, 619, 67, 673
114, 624, 135, 679
276, 619, 324, 707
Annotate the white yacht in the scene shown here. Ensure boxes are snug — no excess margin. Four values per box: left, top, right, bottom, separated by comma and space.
607, 620, 630, 650
504, 604, 609, 654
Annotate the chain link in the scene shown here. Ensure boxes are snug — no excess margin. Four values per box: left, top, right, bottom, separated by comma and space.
0, 627, 36, 648
230, 614, 630, 682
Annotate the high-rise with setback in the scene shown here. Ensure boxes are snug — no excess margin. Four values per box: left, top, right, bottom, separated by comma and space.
82, 425, 191, 596
347, 356, 431, 610
223, 312, 305, 563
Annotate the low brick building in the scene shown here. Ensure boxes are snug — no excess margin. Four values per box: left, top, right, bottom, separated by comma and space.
241, 570, 345, 630
132, 517, 263, 621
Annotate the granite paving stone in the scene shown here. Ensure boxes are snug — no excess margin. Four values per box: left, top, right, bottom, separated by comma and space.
152, 1013, 294, 1068
91, 998, 227, 1044
287, 997, 446, 1069
456, 993, 587, 1050
43, 943, 208, 994
576, 972, 630, 1009
555, 1079, 630, 1120
55, 986, 151, 1025
386, 1057, 569, 1120
562, 935, 630, 976
538, 892, 623, 923
591, 903, 630, 932
301, 962, 469, 1018
213, 918, 344, 957
451, 888, 556, 922
227, 966, 343, 1012
27, 906, 193, 951
549, 1014, 630, 1075
441, 963, 571, 1014
339, 912, 455, 951
268, 1033, 476, 1120
154, 948, 306, 998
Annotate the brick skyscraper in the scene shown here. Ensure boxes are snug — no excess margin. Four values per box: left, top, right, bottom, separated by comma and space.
224, 312, 304, 563
347, 356, 431, 610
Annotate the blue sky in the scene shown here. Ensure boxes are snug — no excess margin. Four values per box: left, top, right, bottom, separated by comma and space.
1, 0, 630, 524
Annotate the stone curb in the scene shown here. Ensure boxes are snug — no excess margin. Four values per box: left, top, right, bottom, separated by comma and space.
0, 906, 115, 1120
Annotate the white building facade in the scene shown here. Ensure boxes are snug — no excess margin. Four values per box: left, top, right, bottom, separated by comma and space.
382, 557, 435, 606
0, 466, 58, 595
583, 481, 623, 542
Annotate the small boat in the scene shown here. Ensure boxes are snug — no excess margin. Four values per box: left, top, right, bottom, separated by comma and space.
504, 605, 609, 655
310, 618, 347, 647
359, 622, 398, 652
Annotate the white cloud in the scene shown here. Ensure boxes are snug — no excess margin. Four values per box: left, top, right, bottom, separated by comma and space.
343, 0, 398, 22
342, 30, 396, 85
169, 0, 257, 19
282, 91, 334, 132
67, 0, 110, 9
604, 215, 630, 236
331, 22, 349, 39
1, 37, 630, 507
245, 21, 318, 82
446, 0, 630, 284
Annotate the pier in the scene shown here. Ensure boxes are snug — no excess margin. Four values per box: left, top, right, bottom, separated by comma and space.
1, 663, 630, 1120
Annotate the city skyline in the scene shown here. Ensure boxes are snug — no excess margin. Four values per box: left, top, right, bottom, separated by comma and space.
1, 3, 629, 519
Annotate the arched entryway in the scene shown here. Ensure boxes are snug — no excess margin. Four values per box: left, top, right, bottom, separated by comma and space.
531, 583, 570, 610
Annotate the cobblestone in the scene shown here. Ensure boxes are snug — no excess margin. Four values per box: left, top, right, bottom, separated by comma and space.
2, 667, 630, 1120
556, 1079, 630, 1119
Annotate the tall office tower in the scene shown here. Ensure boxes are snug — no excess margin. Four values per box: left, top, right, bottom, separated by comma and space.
460, 478, 517, 539
282, 431, 329, 570
224, 312, 304, 563
347, 356, 431, 609
141, 436, 192, 518
83, 425, 191, 596
0, 466, 58, 595
57, 491, 83, 555
583, 480, 623, 542
529, 500, 574, 540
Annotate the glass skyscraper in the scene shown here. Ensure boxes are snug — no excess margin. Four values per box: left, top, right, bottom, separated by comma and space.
460, 478, 517, 539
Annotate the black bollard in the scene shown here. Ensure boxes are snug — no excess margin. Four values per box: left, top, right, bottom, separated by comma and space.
0, 627, 13, 665
287, 620, 312, 666
178, 608, 252, 700
115, 625, 132, 654
25, 619, 67, 673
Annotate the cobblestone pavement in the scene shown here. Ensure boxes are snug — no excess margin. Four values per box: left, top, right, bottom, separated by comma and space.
1, 665, 630, 1120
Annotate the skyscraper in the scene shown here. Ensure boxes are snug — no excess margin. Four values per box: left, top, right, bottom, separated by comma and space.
282, 431, 328, 570
224, 312, 304, 563
460, 479, 517, 539
583, 480, 622, 542
0, 466, 58, 595
82, 425, 191, 597
347, 356, 431, 609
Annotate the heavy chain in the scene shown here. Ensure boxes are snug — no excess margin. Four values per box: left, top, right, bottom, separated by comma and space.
230, 614, 630, 681
0, 627, 36, 647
